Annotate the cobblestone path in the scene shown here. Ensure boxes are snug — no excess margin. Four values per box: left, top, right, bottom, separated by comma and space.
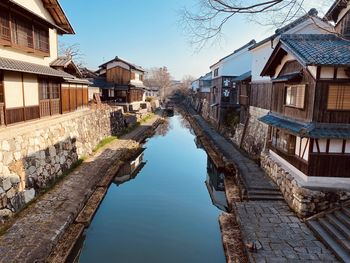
0, 117, 160, 263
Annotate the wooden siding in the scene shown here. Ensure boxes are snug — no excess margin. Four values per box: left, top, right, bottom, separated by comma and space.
250, 82, 272, 110
0, 103, 5, 125
308, 153, 350, 177
313, 81, 350, 123
271, 69, 315, 122
106, 66, 131, 85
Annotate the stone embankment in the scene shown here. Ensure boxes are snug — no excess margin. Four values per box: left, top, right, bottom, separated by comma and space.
0, 105, 129, 218
181, 103, 338, 263
261, 152, 350, 218
0, 114, 162, 263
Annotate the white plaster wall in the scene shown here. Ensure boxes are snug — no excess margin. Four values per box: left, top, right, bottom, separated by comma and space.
11, 0, 56, 24
307, 66, 317, 79
23, 74, 39, 106
210, 47, 253, 78
107, 61, 130, 71
329, 139, 344, 153
273, 54, 297, 78
4, 72, 24, 108
320, 67, 334, 79
336, 68, 349, 79
346, 140, 350, 153
295, 137, 309, 161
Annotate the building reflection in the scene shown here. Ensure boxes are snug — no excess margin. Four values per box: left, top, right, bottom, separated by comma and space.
205, 156, 228, 212
113, 148, 147, 185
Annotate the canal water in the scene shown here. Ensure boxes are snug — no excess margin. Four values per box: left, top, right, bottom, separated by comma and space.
77, 113, 227, 263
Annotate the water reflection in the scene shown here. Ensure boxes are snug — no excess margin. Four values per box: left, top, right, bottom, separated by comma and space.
205, 157, 228, 212
113, 148, 147, 185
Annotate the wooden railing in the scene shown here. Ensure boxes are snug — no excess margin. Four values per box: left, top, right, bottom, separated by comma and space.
40, 99, 61, 117
0, 103, 5, 126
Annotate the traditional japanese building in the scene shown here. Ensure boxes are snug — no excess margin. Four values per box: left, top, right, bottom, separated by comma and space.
209, 40, 255, 128
235, 9, 334, 159
95, 56, 145, 111
0, 0, 89, 126
260, 34, 350, 186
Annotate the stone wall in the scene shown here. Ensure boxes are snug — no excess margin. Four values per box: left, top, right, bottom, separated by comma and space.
261, 152, 350, 218
0, 106, 125, 217
233, 106, 269, 161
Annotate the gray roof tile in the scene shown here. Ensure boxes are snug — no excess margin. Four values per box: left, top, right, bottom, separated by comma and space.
0, 57, 75, 78
280, 34, 350, 66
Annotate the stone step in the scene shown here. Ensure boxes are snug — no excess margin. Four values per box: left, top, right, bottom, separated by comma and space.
247, 194, 285, 201
334, 211, 350, 229
247, 189, 282, 196
342, 207, 350, 219
326, 214, 350, 240
307, 220, 350, 263
318, 218, 350, 252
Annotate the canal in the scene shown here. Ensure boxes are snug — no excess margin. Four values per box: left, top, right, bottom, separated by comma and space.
77, 113, 227, 263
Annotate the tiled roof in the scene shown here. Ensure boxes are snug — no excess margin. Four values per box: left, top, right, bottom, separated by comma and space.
233, 71, 251, 81
260, 114, 350, 139
92, 77, 114, 89
50, 56, 72, 67
99, 56, 145, 72
250, 9, 326, 50
280, 34, 350, 66
0, 57, 75, 78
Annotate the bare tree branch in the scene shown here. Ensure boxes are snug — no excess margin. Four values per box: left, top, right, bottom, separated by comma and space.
59, 43, 85, 67
180, 0, 333, 50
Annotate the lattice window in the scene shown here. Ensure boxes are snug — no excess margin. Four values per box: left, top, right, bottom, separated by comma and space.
328, 84, 350, 110
11, 17, 34, 49
34, 26, 49, 53
0, 10, 10, 42
0, 71, 3, 103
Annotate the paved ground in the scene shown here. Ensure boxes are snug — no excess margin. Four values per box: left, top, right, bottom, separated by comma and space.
185, 106, 338, 262
0, 117, 160, 263
187, 107, 278, 192
236, 202, 338, 262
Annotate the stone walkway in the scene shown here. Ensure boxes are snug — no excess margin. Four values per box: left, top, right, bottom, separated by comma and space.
236, 202, 337, 262
185, 106, 338, 262
0, 117, 160, 263
187, 107, 278, 192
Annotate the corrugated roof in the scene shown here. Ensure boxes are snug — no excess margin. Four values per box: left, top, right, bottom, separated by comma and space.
280, 34, 350, 66
0, 57, 75, 78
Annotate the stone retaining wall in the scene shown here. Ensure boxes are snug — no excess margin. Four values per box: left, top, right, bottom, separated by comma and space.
233, 106, 269, 161
0, 106, 125, 216
261, 152, 350, 218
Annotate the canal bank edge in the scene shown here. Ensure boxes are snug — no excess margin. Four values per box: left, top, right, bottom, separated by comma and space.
177, 105, 249, 263
47, 116, 163, 263
0, 115, 163, 263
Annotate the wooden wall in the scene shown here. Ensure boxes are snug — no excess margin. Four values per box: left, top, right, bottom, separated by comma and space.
106, 66, 131, 85
271, 69, 315, 122
250, 82, 272, 110
61, 84, 89, 114
313, 81, 350, 123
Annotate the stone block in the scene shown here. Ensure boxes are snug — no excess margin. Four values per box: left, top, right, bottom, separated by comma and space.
24, 188, 35, 204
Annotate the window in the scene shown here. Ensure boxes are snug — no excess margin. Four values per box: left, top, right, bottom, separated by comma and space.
0, 7, 50, 54
285, 85, 305, 108
214, 68, 219, 77
139, 74, 143, 81
39, 80, 50, 100
39, 79, 60, 100
0, 11, 10, 41
327, 84, 350, 110
11, 17, 34, 49
34, 26, 49, 53
271, 128, 296, 155
108, 89, 115, 97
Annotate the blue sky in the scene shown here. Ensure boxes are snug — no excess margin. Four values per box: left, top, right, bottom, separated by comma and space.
59, 0, 332, 80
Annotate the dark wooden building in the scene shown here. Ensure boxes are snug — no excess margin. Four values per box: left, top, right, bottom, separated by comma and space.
95, 56, 145, 111
260, 34, 350, 179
